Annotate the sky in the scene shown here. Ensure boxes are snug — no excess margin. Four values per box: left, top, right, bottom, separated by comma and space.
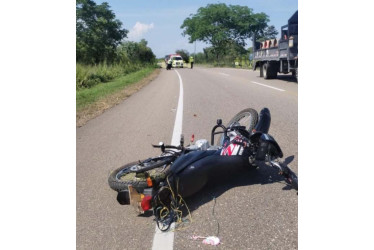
94, 0, 298, 58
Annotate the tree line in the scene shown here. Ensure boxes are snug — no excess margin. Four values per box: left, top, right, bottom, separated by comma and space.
76, 1, 277, 87
179, 3, 277, 65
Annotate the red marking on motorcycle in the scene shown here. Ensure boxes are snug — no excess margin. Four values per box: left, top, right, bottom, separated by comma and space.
221, 144, 240, 156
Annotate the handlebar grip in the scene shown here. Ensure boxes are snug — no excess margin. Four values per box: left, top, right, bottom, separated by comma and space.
152, 144, 181, 150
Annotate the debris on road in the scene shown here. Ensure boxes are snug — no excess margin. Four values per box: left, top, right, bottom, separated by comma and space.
191, 235, 221, 246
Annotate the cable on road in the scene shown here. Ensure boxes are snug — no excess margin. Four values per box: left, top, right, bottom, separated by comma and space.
211, 195, 220, 237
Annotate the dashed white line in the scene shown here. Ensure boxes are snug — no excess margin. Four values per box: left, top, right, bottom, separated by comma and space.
151, 69, 184, 250
219, 72, 230, 76
250, 81, 285, 92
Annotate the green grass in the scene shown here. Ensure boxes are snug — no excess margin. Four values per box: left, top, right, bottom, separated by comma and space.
76, 67, 156, 110
76, 62, 144, 89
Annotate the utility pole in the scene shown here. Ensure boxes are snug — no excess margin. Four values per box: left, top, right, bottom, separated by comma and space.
194, 41, 196, 62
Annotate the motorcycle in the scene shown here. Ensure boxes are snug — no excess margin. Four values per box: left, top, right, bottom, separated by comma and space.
166, 60, 172, 70
108, 108, 298, 230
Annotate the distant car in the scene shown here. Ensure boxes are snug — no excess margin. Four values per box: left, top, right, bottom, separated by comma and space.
170, 55, 184, 68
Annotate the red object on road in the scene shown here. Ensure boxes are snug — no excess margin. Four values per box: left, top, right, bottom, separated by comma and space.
190, 134, 195, 143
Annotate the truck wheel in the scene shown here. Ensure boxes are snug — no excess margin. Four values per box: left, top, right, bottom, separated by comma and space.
271, 66, 278, 79
259, 63, 264, 77
263, 63, 270, 79
263, 62, 277, 79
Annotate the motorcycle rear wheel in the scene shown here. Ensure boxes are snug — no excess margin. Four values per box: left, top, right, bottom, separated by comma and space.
218, 108, 259, 145
108, 158, 171, 192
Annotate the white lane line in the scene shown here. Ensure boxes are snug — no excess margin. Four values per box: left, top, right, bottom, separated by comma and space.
219, 72, 230, 76
250, 81, 285, 92
171, 70, 184, 145
151, 69, 184, 250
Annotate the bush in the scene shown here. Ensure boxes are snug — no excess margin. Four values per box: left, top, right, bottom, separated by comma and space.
76, 62, 146, 89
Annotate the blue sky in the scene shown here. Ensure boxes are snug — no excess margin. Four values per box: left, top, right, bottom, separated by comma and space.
94, 0, 298, 58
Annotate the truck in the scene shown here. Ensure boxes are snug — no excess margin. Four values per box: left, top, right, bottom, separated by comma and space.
252, 10, 298, 82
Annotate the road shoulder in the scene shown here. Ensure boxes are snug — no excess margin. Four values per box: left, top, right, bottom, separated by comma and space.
76, 68, 161, 127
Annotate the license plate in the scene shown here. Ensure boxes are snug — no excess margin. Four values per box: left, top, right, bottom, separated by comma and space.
128, 185, 145, 214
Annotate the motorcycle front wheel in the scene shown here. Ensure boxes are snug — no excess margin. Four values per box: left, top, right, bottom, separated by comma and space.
108, 157, 171, 192
218, 108, 259, 145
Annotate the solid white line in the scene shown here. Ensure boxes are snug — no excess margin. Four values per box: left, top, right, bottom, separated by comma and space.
152, 229, 175, 250
171, 70, 184, 145
151, 69, 184, 250
250, 81, 285, 92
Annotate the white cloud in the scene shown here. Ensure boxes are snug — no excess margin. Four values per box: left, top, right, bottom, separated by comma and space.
128, 22, 154, 40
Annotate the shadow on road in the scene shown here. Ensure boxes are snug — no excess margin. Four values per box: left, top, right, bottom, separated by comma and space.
254, 74, 297, 84
183, 155, 296, 213
276, 74, 297, 83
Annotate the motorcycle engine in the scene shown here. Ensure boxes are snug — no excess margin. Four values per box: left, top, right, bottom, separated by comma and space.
195, 139, 210, 150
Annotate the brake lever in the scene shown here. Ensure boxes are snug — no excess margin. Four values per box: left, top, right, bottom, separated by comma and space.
152, 143, 182, 152
152, 142, 166, 152
269, 159, 298, 191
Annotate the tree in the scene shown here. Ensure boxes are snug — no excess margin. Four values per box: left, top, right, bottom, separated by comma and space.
180, 3, 269, 60
117, 39, 156, 63
175, 49, 190, 62
257, 25, 279, 42
76, 0, 128, 64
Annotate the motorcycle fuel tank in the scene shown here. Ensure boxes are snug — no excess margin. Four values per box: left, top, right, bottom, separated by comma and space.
170, 151, 250, 198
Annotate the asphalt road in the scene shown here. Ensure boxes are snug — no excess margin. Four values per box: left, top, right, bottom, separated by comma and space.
76, 66, 298, 250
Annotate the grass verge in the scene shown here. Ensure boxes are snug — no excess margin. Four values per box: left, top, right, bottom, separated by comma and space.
76, 67, 160, 127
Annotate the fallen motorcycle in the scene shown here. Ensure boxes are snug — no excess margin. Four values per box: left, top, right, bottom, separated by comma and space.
108, 108, 298, 230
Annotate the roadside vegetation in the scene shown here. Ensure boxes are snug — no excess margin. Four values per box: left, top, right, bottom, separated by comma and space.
173, 47, 256, 69
76, 67, 156, 110
76, 0, 159, 125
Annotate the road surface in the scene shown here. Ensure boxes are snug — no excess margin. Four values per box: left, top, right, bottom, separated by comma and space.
77, 66, 298, 249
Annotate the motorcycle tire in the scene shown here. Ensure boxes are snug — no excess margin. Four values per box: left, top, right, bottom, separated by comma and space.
218, 108, 259, 145
108, 159, 171, 192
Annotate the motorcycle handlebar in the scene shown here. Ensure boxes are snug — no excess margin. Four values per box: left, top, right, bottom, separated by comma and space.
152, 144, 181, 150
270, 160, 298, 191
211, 120, 227, 145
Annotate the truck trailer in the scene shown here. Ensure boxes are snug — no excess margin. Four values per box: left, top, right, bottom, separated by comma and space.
253, 10, 298, 82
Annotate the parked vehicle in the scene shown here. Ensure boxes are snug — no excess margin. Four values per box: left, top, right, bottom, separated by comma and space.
108, 108, 298, 230
252, 10, 298, 81
165, 54, 184, 68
